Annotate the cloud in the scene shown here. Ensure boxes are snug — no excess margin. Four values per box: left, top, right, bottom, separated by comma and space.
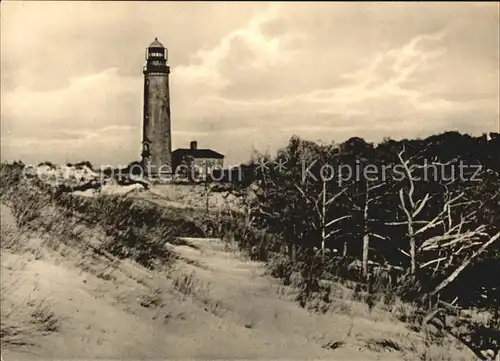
2, 68, 141, 137
1, 124, 140, 167
181, 29, 460, 133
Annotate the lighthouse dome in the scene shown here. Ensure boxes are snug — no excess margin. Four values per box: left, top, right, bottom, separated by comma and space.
149, 37, 165, 48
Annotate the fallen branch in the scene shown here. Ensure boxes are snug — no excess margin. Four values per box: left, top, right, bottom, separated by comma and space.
431, 231, 500, 296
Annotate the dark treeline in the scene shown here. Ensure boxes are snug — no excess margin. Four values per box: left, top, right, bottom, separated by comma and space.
224, 131, 499, 312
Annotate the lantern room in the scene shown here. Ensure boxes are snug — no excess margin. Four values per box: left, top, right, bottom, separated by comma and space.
145, 37, 168, 61
143, 37, 169, 74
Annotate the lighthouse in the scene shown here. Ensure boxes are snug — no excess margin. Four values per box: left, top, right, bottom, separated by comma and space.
141, 38, 172, 176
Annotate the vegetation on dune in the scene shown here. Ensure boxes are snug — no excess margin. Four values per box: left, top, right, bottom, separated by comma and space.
0, 161, 213, 350
0, 162, 206, 269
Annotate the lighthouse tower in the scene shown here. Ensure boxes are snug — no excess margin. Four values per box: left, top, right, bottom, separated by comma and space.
141, 38, 172, 176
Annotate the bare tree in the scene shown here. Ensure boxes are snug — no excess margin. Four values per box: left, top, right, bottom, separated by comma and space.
348, 178, 387, 279
388, 147, 500, 296
295, 177, 350, 262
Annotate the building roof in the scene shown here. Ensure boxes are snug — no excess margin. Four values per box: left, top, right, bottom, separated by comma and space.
173, 148, 225, 159
149, 37, 165, 48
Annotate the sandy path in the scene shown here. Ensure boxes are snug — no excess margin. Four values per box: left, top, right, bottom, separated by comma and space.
168, 237, 412, 360
2, 233, 419, 360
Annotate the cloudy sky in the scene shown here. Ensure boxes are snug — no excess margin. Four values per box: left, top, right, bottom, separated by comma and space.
1, 2, 499, 167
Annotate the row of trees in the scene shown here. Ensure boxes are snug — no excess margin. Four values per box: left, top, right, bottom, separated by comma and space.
233, 131, 499, 309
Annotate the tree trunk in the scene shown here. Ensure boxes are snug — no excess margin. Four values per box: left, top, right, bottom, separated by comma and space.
362, 234, 369, 279
205, 183, 210, 216
410, 235, 416, 275
321, 179, 326, 262
362, 193, 370, 279
288, 242, 296, 263
289, 224, 297, 263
